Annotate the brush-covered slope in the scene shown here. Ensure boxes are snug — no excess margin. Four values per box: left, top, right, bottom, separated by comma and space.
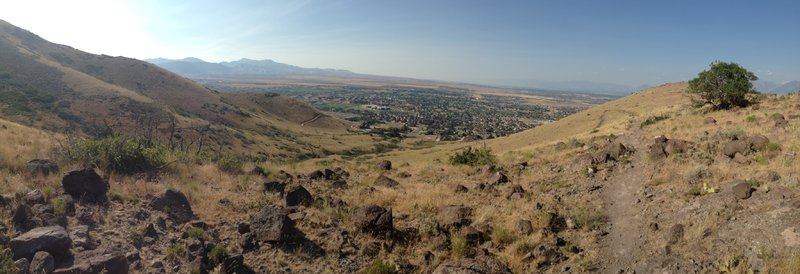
0, 19, 374, 159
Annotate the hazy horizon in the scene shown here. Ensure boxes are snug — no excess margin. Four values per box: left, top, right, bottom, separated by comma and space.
1, 0, 798, 89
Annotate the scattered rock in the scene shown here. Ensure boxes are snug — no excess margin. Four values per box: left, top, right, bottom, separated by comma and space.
29, 251, 54, 274
432, 255, 512, 274
488, 172, 509, 185
330, 179, 348, 189
13, 204, 36, 233
307, 170, 325, 181
249, 205, 295, 242
506, 184, 525, 200
24, 190, 46, 205
438, 205, 472, 228
747, 135, 770, 151
532, 244, 564, 267
454, 185, 468, 193
27, 159, 59, 177
353, 205, 393, 234
733, 153, 750, 164
9, 226, 71, 260
263, 180, 286, 193
722, 140, 749, 158
664, 139, 691, 155
70, 225, 91, 249
667, 224, 684, 245
462, 226, 483, 245
57, 246, 129, 274
766, 171, 782, 182
732, 181, 753, 200
285, 185, 314, 207
771, 113, 789, 128
149, 188, 195, 223
374, 175, 399, 188
61, 168, 108, 204
515, 220, 533, 235
14, 258, 29, 274
323, 169, 336, 180
704, 117, 717, 125
377, 160, 392, 171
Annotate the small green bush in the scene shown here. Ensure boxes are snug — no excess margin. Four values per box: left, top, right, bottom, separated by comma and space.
67, 136, 167, 174
573, 209, 607, 231
451, 236, 469, 257
53, 198, 68, 217
166, 245, 186, 262
0, 247, 16, 274
187, 227, 206, 239
491, 227, 516, 246
208, 245, 228, 265
361, 259, 398, 274
515, 241, 537, 256
448, 146, 496, 166
745, 115, 757, 123
215, 155, 243, 174
640, 114, 670, 128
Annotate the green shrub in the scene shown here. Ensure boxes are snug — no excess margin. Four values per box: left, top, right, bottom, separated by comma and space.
515, 241, 537, 256
448, 146, 496, 166
640, 114, 670, 128
53, 198, 68, 217
187, 227, 206, 239
208, 245, 228, 265
361, 259, 398, 274
745, 115, 757, 123
573, 209, 607, 231
491, 227, 516, 246
451, 236, 469, 257
215, 155, 243, 174
688, 61, 758, 109
67, 136, 167, 174
166, 245, 186, 262
0, 247, 16, 274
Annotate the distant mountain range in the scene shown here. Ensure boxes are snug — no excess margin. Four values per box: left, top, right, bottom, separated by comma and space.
146, 57, 355, 77
754, 80, 800, 94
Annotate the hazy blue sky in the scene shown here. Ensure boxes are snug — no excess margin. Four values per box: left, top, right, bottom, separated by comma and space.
1, 0, 798, 87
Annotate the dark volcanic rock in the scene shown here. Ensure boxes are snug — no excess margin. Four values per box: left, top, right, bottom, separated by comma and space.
515, 220, 533, 235
432, 255, 512, 274
149, 188, 195, 223
374, 175, 399, 188
61, 169, 108, 203
747, 134, 770, 151
27, 159, 59, 177
285, 185, 314, 207
249, 205, 295, 242
438, 205, 472, 228
54, 246, 129, 274
377, 160, 392, 171
353, 205, 393, 234
13, 204, 36, 232
454, 185, 469, 193
24, 189, 46, 205
307, 170, 325, 181
30, 251, 55, 274
488, 172, 509, 185
263, 180, 286, 193
9, 226, 71, 260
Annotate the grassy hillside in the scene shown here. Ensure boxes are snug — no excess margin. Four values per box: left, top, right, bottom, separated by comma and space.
0, 19, 378, 160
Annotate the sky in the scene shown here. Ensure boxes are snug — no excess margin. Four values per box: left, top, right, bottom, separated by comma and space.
0, 0, 798, 88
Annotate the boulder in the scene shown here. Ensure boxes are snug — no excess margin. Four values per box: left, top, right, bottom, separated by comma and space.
454, 185, 468, 193
13, 204, 36, 232
14, 259, 29, 274
599, 141, 632, 161
323, 169, 336, 180
9, 226, 71, 260
733, 153, 750, 164
374, 175, 399, 188
353, 205, 393, 234
306, 170, 325, 181
704, 117, 717, 125
30, 251, 55, 274
54, 246, 129, 274
461, 226, 483, 246
664, 139, 690, 155
61, 169, 108, 203
722, 140, 749, 158
24, 189, 46, 205
70, 225, 91, 249
438, 206, 472, 228
263, 180, 286, 193
506, 185, 524, 200
330, 179, 348, 189
488, 172, 509, 185
515, 220, 533, 235
771, 113, 788, 128
285, 185, 313, 207
377, 160, 392, 171
732, 181, 753, 200
648, 137, 668, 160
747, 135, 770, 151
27, 159, 59, 177
149, 188, 195, 223
249, 205, 295, 242
432, 255, 512, 274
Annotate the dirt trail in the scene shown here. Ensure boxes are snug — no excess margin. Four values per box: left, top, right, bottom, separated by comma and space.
600, 119, 650, 273
300, 113, 322, 126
